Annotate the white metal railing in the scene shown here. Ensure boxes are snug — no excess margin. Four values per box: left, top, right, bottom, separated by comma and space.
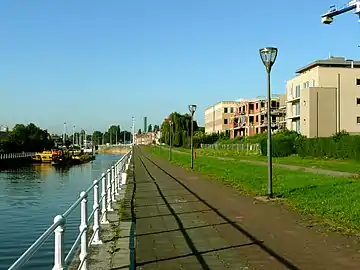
0, 152, 35, 160
7, 148, 133, 270
200, 143, 261, 154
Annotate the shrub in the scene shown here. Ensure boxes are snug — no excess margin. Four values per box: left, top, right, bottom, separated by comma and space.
296, 133, 360, 160
260, 136, 296, 157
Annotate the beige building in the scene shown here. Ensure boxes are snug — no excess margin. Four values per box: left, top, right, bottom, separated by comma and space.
230, 94, 286, 138
286, 56, 360, 137
204, 101, 241, 134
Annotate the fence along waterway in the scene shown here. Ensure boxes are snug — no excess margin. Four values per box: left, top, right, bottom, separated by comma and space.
1, 151, 132, 270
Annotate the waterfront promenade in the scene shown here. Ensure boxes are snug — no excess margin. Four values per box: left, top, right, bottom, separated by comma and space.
99, 147, 360, 270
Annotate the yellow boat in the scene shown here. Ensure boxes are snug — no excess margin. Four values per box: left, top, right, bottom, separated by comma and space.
71, 151, 94, 164
32, 150, 54, 163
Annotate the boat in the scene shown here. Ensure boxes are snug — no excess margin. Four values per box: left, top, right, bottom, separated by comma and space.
71, 150, 95, 165
51, 148, 72, 166
32, 150, 54, 163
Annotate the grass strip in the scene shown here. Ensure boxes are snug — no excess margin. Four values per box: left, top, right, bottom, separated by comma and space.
167, 146, 360, 174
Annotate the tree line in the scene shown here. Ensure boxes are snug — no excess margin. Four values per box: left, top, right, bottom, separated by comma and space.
137, 124, 160, 134
0, 123, 54, 153
0, 123, 136, 153
159, 112, 222, 148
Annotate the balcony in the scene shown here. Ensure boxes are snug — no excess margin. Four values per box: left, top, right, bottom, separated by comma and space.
286, 95, 300, 103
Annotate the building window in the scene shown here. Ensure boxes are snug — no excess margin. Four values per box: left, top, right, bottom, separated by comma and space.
357, 98, 360, 105
230, 107, 234, 113
356, 79, 360, 86
224, 119, 228, 124
224, 108, 228, 113
295, 85, 300, 97
357, 117, 360, 124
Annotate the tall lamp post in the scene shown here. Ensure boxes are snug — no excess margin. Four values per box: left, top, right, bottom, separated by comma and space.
259, 47, 278, 198
166, 118, 173, 161
188, 104, 197, 169
72, 125, 75, 145
63, 122, 67, 145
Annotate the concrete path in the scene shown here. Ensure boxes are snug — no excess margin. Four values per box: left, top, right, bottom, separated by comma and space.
105, 147, 360, 269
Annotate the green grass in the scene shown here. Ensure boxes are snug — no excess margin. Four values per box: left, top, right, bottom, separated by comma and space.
149, 146, 360, 233
169, 147, 360, 174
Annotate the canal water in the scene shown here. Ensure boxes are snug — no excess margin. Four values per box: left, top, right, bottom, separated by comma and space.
0, 154, 122, 270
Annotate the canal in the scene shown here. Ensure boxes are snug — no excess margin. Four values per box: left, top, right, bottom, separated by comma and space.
0, 154, 122, 270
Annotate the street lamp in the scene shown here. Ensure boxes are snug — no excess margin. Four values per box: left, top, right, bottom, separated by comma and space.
72, 125, 75, 145
259, 46, 278, 198
188, 104, 197, 169
165, 118, 173, 161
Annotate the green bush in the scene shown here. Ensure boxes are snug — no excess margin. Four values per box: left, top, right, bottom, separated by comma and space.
260, 136, 296, 157
296, 132, 360, 160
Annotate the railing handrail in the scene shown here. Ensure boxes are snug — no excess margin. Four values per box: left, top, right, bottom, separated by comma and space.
0, 152, 35, 160
7, 148, 133, 270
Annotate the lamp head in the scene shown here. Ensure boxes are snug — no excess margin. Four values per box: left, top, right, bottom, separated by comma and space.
259, 47, 278, 73
188, 104, 197, 115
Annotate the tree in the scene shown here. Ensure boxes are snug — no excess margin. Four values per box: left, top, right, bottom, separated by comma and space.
2, 123, 54, 153
108, 125, 120, 144
92, 131, 103, 145
153, 125, 160, 132
160, 112, 199, 148
148, 124, 153, 132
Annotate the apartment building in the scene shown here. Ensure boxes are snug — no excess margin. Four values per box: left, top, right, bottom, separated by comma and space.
134, 132, 156, 145
286, 56, 360, 137
229, 94, 286, 138
204, 101, 241, 134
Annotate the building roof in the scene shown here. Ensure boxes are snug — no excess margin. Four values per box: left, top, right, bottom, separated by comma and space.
296, 56, 360, 74
235, 94, 281, 102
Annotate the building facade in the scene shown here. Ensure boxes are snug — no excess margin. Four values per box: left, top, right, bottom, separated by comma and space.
229, 95, 286, 138
134, 132, 155, 145
286, 56, 360, 137
204, 101, 241, 134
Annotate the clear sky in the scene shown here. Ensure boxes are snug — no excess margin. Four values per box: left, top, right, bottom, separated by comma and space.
1, 0, 359, 134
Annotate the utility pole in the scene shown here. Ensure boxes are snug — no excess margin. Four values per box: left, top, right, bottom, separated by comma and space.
132, 117, 135, 145
116, 126, 118, 145
63, 122, 67, 145
72, 125, 75, 145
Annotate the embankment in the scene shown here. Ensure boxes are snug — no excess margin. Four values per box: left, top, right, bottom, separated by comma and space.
96, 146, 131, 155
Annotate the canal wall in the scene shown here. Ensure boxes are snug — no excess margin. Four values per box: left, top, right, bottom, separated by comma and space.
96, 145, 131, 155
0, 157, 33, 169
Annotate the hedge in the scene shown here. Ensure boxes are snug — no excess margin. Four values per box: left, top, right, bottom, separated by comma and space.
260, 136, 296, 157
295, 133, 360, 160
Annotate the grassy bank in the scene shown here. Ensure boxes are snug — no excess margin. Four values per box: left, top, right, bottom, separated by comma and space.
168, 147, 360, 174
149, 146, 360, 233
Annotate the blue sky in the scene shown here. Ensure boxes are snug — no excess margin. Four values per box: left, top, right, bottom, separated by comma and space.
1, 0, 359, 134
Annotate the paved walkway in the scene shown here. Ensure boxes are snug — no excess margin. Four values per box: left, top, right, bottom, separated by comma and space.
109, 147, 360, 269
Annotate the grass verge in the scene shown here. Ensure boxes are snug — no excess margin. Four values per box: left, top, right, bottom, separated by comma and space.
149, 146, 360, 234
168, 146, 360, 174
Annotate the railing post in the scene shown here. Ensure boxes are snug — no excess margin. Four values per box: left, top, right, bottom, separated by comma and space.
121, 172, 127, 185
91, 179, 102, 245
107, 169, 114, 211
101, 173, 108, 224
114, 162, 119, 195
53, 215, 65, 270
112, 165, 117, 199
79, 191, 88, 270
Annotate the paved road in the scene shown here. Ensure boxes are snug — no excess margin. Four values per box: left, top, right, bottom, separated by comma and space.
113, 147, 360, 269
